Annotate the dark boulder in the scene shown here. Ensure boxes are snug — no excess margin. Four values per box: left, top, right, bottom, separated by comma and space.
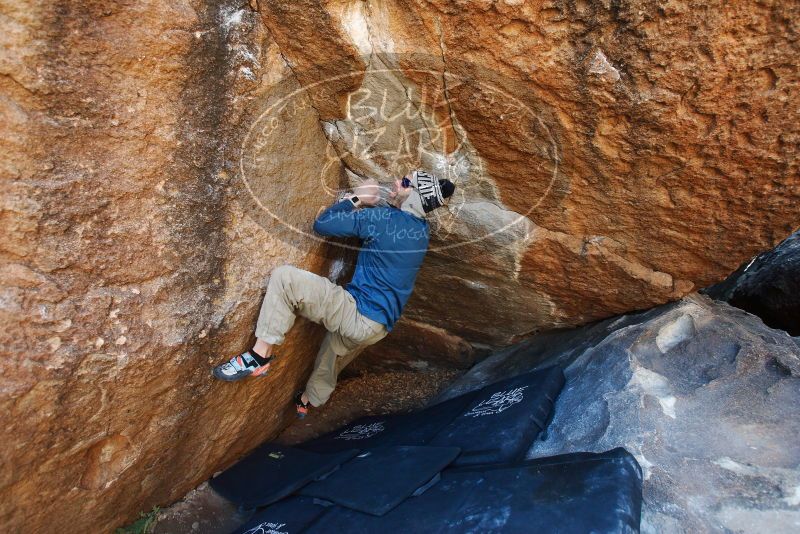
705, 230, 800, 336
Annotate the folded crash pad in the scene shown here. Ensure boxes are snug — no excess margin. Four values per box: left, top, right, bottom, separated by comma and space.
231, 497, 327, 534
429, 366, 565, 466
209, 443, 358, 509
297, 392, 478, 454
305, 448, 643, 534
299, 446, 461, 516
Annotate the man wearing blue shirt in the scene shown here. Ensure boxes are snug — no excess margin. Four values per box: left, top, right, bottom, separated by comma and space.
213, 170, 455, 418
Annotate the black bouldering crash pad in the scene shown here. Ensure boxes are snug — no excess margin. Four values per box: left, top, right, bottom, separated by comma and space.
295, 414, 394, 453
304, 448, 643, 534
231, 497, 327, 534
297, 392, 478, 454
209, 443, 358, 509
298, 446, 461, 516
429, 366, 565, 466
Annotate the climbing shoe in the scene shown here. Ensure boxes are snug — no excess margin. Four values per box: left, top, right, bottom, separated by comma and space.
295, 393, 311, 419
213, 349, 274, 381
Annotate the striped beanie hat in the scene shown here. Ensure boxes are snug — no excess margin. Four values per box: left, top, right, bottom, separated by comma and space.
413, 170, 456, 213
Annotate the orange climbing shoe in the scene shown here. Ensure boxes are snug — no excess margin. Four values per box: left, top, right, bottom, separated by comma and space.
294, 393, 311, 419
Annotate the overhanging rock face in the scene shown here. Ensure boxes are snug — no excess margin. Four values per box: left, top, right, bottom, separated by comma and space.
256, 0, 800, 345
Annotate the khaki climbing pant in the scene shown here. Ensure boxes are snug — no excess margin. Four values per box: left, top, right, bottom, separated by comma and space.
255, 264, 388, 407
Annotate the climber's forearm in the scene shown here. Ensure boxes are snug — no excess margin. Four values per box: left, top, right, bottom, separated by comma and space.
313, 199, 360, 237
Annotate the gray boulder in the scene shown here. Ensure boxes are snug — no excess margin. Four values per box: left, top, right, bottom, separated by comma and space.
439, 295, 800, 533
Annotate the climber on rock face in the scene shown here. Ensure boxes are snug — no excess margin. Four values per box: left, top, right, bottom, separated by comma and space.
212, 170, 456, 418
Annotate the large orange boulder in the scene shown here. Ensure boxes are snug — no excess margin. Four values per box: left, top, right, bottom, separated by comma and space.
256, 0, 799, 344
0, 1, 798, 532
0, 2, 342, 531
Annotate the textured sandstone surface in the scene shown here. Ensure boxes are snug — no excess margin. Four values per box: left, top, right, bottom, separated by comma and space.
0, 1, 343, 532
347, 316, 483, 374
1, 1, 799, 532
441, 294, 800, 533
257, 0, 800, 345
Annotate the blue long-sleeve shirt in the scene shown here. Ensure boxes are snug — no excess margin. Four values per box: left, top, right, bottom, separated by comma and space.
312, 200, 430, 332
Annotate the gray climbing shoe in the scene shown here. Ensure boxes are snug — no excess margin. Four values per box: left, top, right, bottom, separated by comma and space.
213, 350, 274, 381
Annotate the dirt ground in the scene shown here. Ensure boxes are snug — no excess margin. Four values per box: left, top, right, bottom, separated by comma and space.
149, 368, 462, 534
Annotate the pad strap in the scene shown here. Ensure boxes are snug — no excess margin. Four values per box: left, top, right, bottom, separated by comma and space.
242, 349, 271, 367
